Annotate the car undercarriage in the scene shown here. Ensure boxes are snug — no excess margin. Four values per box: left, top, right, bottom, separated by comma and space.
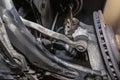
0, 0, 120, 80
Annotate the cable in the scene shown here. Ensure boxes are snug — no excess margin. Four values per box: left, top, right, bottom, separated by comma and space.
73, 0, 83, 16
51, 12, 59, 31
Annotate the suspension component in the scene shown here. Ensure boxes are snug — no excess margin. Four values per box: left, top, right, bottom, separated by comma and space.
64, 18, 88, 52
21, 17, 87, 52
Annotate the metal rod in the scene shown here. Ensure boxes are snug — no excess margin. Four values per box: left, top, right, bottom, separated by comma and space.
21, 17, 76, 47
51, 12, 59, 31
21, 17, 87, 52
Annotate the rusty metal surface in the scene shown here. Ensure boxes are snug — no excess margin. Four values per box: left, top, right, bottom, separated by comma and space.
21, 17, 87, 52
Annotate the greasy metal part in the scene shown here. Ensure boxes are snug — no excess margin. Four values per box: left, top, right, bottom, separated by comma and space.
88, 42, 107, 79
64, 17, 88, 52
0, 18, 19, 69
0, 17, 26, 77
72, 27, 88, 52
3, 13, 78, 79
80, 22, 106, 76
19, 15, 102, 77
0, 0, 102, 80
52, 41, 77, 59
0, 17, 28, 72
65, 18, 79, 37
21, 17, 87, 52
0, 21, 34, 78
3, 13, 102, 79
0, 17, 26, 73
93, 11, 120, 80
21, 16, 74, 45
